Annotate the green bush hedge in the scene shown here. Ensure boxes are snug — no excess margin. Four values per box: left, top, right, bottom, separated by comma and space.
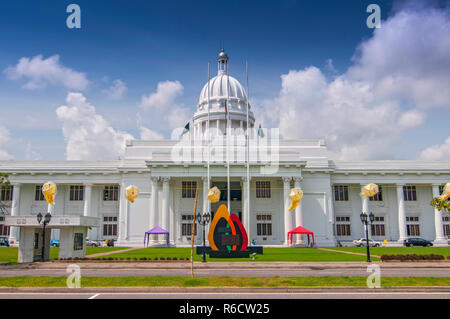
381, 254, 445, 261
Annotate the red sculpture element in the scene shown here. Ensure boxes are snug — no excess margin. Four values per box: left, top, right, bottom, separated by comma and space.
230, 214, 248, 251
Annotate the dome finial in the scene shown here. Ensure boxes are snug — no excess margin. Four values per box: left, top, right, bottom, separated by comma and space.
217, 47, 229, 75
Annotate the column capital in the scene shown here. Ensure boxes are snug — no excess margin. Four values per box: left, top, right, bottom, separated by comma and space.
293, 176, 303, 183
84, 183, 93, 187
396, 183, 406, 187
282, 177, 292, 184
161, 177, 170, 183
241, 176, 250, 183
150, 176, 159, 183
10, 182, 21, 187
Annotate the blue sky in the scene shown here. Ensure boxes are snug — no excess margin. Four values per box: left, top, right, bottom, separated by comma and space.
0, 0, 449, 161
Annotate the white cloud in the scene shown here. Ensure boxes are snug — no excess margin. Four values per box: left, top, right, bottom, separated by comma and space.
257, 4, 450, 160
140, 80, 183, 110
4, 55, 89, 90
102, 79, 127, 100
56, 92, 133, 160
419, 137, 450, 161
139, 126, 164, 140
0, 126, 13, 160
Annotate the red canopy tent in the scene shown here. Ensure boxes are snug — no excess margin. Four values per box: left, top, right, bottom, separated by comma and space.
287, 226, 315, 247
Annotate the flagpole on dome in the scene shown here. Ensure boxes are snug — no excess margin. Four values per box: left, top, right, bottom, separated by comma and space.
207, 60, 211, 213
226, 50, 231, 213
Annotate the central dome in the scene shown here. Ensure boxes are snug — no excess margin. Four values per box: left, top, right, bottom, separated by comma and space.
198, 74, 247, 108
192, 49, 255, 138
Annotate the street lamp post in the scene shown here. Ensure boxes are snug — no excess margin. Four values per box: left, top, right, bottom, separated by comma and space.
196, 212, 211, 263
36, 212, 52, 262
360, 212, 374, 262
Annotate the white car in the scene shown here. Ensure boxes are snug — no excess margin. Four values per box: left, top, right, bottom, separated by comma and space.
352, 238, 381, 247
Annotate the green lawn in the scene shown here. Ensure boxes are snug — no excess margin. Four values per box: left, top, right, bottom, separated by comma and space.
0, 276, 448, 287
90, 247, 375, 262
332, 246, 450, 256
0, 246, 128, 264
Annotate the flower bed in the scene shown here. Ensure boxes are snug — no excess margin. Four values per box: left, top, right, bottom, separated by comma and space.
381, 254, 446, 262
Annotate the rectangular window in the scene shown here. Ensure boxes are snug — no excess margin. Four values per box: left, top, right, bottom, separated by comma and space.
0, 186, 12, 201
0, 216, 10, 236
181, 214, 197, 236
403, 186, 417, 201
69, 185, 84, 201
34, 233, 39, 249
73, 233, 84, 250
35, 185, 45, 201
256, 181, 271, 198
335, 216, 351, 236
256, 214, 272, 236
406, 216, 420, 236
103, 185, 119, 201
102, 216, 118, 236
334, 185, 349, 201
369, 186, 383, 201
182, 181, 197, 199
371, 224, 386, 237
443, 224, 450, 238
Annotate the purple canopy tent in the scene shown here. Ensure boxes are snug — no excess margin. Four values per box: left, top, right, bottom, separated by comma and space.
144, 226, 169, 247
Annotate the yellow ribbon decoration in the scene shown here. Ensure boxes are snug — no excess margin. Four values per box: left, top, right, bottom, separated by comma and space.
288, 188, 303, 211
42, 181, 57, 205
125, 185, 139, 203
360, 183, 379, 197
207, 186, 221, 203
438, 183, 450, 201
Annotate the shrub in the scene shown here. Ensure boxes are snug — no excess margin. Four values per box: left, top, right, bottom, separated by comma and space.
381, 254, 445, 261
153, 257, 158, 261
166, 257, 172, 261
173, 257, 178, 261
160, 257, 165, 261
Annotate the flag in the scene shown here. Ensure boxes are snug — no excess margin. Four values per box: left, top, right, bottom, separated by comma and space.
180, 122, 190, 137
257, 124, 265, 138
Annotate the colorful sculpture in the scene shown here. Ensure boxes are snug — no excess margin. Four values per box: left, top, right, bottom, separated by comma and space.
438, 183, 450, 201
207, 186, 220, 203
288, 188, 303, 211
42, 181, 57, 205
125, 185, 139, 203
360, 183, 379, 197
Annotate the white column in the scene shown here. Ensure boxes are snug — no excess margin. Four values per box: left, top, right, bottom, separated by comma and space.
8, 183, 21, 245
161, 177, 170, 244
118, 182, 127, 241
83, 184, 93, 239
396, 184, 408, 243
150, 177, 159, 244
283, 177, 292, 246
432, 184, 448, 246
294, 177, 303, 244
83, 184, 92, 217
361, 184, 372, 239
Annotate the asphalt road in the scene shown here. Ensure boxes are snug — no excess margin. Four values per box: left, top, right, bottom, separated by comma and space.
1, 266, 449, 277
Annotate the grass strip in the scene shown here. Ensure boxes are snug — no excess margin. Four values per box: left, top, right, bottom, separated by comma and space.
0, 276, 448, 287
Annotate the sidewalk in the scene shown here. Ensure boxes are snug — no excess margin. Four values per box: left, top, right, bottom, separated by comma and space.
5, 260, 450, 270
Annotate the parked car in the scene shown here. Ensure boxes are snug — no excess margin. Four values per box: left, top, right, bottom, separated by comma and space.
404, 237, 433, 247
352, 238, 381, 247
86, 240, 101, 247
50, 240, 60, 247
0, 237, 9, 247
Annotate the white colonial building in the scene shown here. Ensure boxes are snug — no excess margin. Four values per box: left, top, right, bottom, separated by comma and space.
0, 50, 449, 247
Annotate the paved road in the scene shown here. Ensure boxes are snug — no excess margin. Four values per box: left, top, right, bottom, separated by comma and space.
1, 266, 449, 277
0, 292, 449, 299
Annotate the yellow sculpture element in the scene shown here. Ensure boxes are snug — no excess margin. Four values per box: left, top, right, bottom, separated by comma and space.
42, 181, 57, 205
438, 183, 450, 201
360, 183, 379, 197
288, 188, 303, 211
207, 186, 221, 203
126, 185, 139, 203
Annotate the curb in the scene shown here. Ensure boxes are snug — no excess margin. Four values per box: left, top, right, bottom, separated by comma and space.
0, 286, 449, 293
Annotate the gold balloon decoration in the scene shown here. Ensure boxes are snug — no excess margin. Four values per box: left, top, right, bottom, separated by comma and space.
439, 183, 450, 201
208, 186, 220, 203
42, 181, 57, 205
288, 188, 303, 211
126, 185, 139, 203
360, 183, 379, 197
